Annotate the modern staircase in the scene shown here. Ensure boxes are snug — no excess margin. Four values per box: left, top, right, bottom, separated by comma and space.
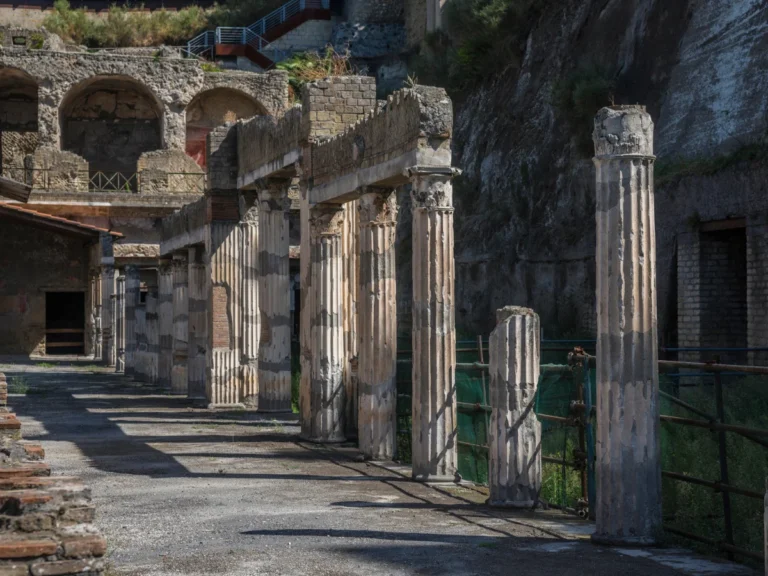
187, 0, 332, 69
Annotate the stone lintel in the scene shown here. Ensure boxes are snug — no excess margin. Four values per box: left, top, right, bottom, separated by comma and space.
237, 148, 301, 190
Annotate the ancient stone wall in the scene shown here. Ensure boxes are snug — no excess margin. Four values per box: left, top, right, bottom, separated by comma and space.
300, 76, 376, 141
237, 106, 302, 187
267, 19, 334, 53
0, 217, 89, 355
207, 124, 239, 192
345, 0, 405, 24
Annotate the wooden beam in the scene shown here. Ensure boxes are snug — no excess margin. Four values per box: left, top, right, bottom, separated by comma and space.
0, 174, 32, 203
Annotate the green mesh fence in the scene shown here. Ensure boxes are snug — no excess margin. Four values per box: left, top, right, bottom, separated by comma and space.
455, 341, 490, 484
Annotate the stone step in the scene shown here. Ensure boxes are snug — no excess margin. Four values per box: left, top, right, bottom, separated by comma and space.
18, 443, 44, 461
0, 477, 83, 492
0, 463, 52, 480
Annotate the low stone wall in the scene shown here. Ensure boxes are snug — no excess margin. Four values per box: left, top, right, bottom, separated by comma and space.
308, 85, 452, 202
237, 107, 302, 187
0, 372, 108, 575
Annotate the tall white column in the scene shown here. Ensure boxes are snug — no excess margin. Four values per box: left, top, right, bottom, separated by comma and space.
258, 181, 292, 412
171, 252, 189, 395
188, 245, 208, 404
145, 288, 159, 384
488, 306, 541, 507
115, 274, 126, 373
241, 193, 260, 408
302, 203, 346, 442
207, 221, 243, 408
158, 259, 174, 390
124, 265, 140, 378
342, 200, 360, 439
357, 189, 398, 460
592, 105, 661, 545
101, 265, 115, 366
408, 166, 459, 482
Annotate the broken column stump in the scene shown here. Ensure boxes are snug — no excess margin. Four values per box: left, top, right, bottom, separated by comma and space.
592, 105, 661, 545
357, 189, 398, 461
488, 306, 541, 508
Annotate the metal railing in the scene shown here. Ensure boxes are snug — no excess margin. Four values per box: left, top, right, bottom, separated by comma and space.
12, 168, 205, 195
186, 0, 329, 59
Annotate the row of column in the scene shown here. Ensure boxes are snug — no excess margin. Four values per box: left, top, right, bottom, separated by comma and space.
300, 167, 459, 481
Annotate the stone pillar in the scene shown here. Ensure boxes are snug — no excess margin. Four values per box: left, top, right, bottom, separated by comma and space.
488, 306, 541, 507
101, 265, 115, 366
592, 105, 661, 545
158, 259, 174, 390
357, 190, 398, 460
207, 221, 243, 408
302, 203, 346, 442
115, 274, 126, 373
145, 288, 159, 384
342, 200, 360, 438
408, 166, 458, 482
258, 181, 292, 412
188, 245, 208, 404
171, 252, 189, 395
124, 265, 140, 378
299, 180, 312, 435
241, 193, 260, 408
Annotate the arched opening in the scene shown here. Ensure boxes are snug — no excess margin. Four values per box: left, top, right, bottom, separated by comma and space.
60, 75, 163, 188
185, 88, 266, 168
0, 67, 38, 181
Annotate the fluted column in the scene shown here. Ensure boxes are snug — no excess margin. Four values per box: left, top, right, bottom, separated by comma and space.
124, 265, 140, 378
302, 203, 346, 442
299, 182, 312, 435
241, 193, 260, 408
342, 200, 360, 438
592, 105, 661, 545
101, 265, 115, 366
408, 166, 459, 482
171, 252, 189, 395
145, 288, 159, 384
488, 306, 541, 507
188, 245, 208, 404
115, 274, 126, 373
258, 181, 292, 412
357, 190, 398, 460
158, 259, 174, 390
207, 221, 243, 408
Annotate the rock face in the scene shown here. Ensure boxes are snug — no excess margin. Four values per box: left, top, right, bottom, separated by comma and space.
449, 0, 768, 338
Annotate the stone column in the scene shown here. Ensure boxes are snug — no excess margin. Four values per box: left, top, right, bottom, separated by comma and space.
158, 259, 174, 390
145, 288, 159, 384
592, 105, 661, 545
115, 274, 126, 373
124, 265, 140, 378
488, 306, 541, 507
299, 181, 312, 435
357, 190, 398, 460
207, 221, 243, 408
101, 264, 115, 366
258, 181, 292, 412
302, 203, 346, 442
342, 200, 360, 439
188, 245, 208, 404
408, 166, 458, 482
171, 252, 189, 395
241, 193, 260, 408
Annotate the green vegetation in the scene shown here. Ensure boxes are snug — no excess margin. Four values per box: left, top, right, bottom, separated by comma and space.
656, 142, 768, 186
29, 32, 45, 49
36, 362, 56, 368
410, 0, 539, 93
8, 376, 28, 394
200, 62, 222, 72
553, 64, 616, 157
43, 0, 283, 48
277, 47, 355, 101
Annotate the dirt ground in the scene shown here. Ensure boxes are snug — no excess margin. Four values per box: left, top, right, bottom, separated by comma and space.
1, 363, 757, 576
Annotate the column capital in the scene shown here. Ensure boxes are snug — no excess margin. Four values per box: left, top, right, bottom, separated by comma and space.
405, 166, 461, 210
259, 178, 292, 211
310, 203, 345, 236
158, 258, 173, 275
172, 251, 188, 265
592, 105, 655, 160
359, 188, 398, 225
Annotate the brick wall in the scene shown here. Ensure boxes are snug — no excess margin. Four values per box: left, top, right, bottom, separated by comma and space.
300, 76, 377, 141
676, 232, 701, 362
747, 220, 768, 364
207, 124, 238, 191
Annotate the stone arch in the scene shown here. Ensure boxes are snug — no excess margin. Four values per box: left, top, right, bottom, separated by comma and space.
185, 87, 267, 167
0, 66, 39, 179
59, 75, 164, 179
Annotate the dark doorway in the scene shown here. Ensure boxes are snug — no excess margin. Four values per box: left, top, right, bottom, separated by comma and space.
45, 292, 85, 355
